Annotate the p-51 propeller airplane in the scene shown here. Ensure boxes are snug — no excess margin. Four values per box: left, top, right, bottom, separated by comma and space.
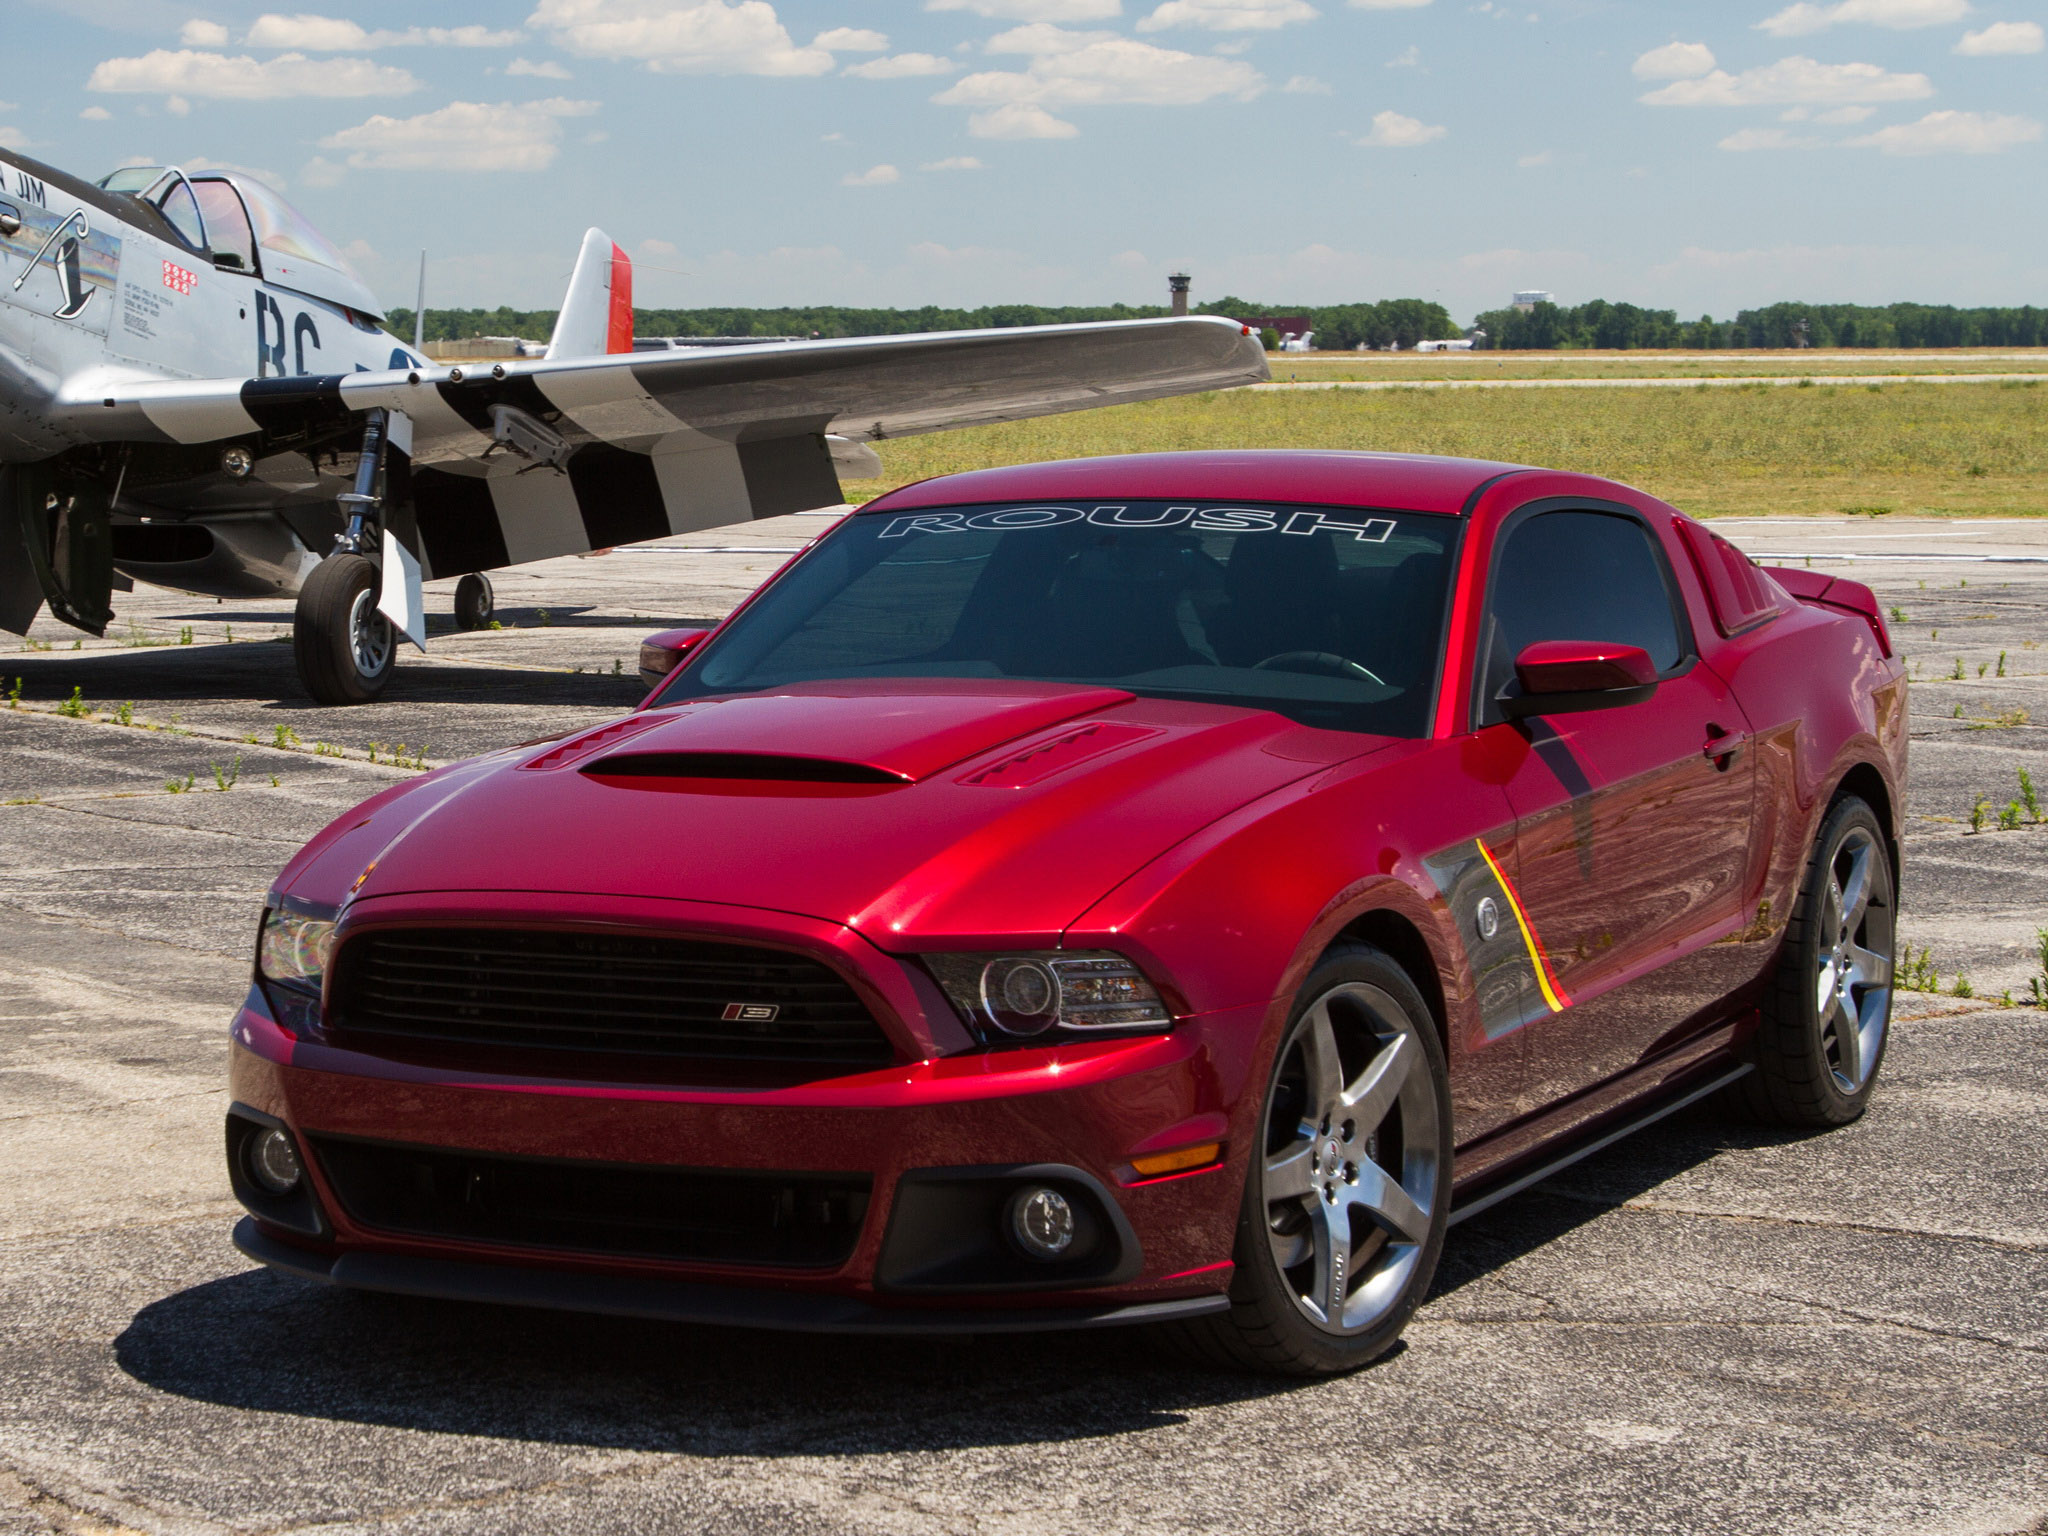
0, 148, 1267, 703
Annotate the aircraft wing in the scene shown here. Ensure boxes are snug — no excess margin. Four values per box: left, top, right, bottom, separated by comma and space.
64, 316, 1268, 576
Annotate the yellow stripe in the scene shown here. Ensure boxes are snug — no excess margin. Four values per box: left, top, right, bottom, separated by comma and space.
1476, 839, 1568, 1014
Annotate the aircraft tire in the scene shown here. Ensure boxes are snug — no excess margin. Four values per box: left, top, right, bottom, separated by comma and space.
454, 572, 494, 631
294, 554, 396, 705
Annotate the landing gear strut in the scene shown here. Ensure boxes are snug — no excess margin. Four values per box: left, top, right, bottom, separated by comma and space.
295, 409, 397, 705
454, 571, 494, 630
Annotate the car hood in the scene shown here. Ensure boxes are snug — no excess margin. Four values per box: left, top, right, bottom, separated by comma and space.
281, 681, 1392, 947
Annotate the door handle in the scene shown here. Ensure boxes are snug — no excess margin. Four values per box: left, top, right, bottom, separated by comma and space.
1703, 723, 1746, 770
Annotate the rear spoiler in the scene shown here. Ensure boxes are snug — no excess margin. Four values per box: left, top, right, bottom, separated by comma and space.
1761, 566, 1892, 658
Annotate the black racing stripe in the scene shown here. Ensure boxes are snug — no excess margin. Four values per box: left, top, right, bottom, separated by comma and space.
412, 468, 509, 578
738, 434, 842, 519
433, 373, 557, 435
238, 375, 348, 438
566, 444, 671, 549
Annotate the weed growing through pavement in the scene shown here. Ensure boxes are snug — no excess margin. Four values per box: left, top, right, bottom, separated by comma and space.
178, 625, 193, 645
1966, 708, 2030, 730
1971, 797, 1991, 833
123, 620, 163, 648
273, 724, 300, 749
55, 686, 88, 718
1951, 657, 1965, 680
1998, 652, 2008, 678
7, 677, 21, 709
2020, 768, 2041, 822
21, 637, 50, 651
1979, 662, 1990, 678
1889, 607, 1906, 622
114, 701, 133, 726
2000, 801, 2025, 830
313, 741, 344, 758
1953, 974, 1975, 999
269, 774, 280, 788
211, 756, 240, 791
164, 772, 194, 794
1898, 947, 1938, 991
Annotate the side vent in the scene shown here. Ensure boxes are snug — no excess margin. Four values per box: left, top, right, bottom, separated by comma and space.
582, 752, 910, 784
962, 723, 1161, 788
519, 714, 668, 772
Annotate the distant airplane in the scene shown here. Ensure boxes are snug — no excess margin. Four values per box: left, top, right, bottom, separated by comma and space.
1413, 338, 1478, 352
0, 148, 1267, 702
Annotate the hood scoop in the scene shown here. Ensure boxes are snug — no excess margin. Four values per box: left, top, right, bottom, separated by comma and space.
583, 751, 909, 785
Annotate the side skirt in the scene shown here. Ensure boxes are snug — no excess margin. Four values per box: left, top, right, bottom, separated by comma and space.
1447, 1063, 1751, 1226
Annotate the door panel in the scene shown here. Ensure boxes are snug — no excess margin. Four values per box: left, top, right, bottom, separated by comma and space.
1501, 667, 1755, 1105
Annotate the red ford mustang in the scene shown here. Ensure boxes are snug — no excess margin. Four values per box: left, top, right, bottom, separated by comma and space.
229, 450, 1906, 1375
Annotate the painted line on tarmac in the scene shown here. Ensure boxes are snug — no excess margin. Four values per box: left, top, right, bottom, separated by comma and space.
1252, 374, 2044, 392
1750, 552, 2048, 563
620, 546, 807, 554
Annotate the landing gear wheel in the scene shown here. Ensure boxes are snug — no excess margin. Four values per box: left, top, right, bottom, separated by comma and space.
1725, 794, 1896, 1128
453, 571, 494, 631
1165, 944, 1452, 1376
294, 553, 395, 705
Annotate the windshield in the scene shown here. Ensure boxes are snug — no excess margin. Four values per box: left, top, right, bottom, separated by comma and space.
230, 176, 361, 280
655, 500, 1459, 736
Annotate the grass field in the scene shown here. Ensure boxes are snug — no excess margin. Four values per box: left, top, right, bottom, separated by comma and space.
1261, 349, 2048, 383
848, 373, 2048, 518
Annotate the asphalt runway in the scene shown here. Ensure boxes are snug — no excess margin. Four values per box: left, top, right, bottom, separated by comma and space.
1, 514, 2043, 1535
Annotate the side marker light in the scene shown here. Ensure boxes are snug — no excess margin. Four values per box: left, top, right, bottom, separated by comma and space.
1130, 1141, 1222, 1179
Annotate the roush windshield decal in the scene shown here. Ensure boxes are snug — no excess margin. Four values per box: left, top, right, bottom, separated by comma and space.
875, 505, 1397, 542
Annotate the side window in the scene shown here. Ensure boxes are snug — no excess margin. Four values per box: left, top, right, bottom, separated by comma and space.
1478, 509, 1688, 723
191, 181, 258, 273
153, 177, 207, 254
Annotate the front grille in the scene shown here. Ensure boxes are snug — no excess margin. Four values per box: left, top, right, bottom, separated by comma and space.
328, 927, 896, 1080
311, 1136, 870, 1268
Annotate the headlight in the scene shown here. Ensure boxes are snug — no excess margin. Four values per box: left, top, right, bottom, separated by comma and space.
255, 899, 337, 1034
922, 950, 1171, 1045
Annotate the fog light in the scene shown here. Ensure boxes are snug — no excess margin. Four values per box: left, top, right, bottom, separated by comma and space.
1007, 1185, 1075, 1260
248, 1127, 302, 1195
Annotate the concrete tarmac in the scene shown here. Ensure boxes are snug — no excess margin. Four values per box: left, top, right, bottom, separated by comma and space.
0, 514, 2043, 1535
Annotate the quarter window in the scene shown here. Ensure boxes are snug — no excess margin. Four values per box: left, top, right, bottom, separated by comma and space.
1478, 509, 1688, 723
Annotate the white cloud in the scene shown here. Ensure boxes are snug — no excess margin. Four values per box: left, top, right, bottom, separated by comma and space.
935, 30, 1263, 138
845, 52, 958, 76
300, 156, 345, 186
1815, 103, 1875, 122
0, 127, 33, 148
1517, 148, 1550, 165
842, 162, 902, 185
966, 102, 1082, 136
1632, 41, 1714, 80
1719, 126, 1818, 149
1112, 248, 1149, 268
637, 237, 680, 256
1955, 20, 2042, 54
926, 0, 1122, 17
1137, 0, 1318, 31
1355, 107, 1444, 145
507, 57, 573, 76
1284, 74, 1332, 92
1640, 56, 1932, 106
1384, 43, 1419, 66
245, 14, 523, 48
79, 105, 114, 120
1846, 108, 2043, 154
87, 49, 420, 98
1757, 0, 1968, 36
528, 0, 835, 76
921, 154, 985, 169
179, 19, 229, 45
165, 94, 192, 114
319, 97, 598, 171
815, 26, 888, 49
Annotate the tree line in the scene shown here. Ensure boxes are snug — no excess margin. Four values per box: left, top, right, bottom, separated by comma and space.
1470, 299, 2048, 350
383, 297, 2046, 351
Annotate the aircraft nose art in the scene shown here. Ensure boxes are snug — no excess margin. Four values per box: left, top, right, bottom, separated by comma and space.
0, 184, 121, 337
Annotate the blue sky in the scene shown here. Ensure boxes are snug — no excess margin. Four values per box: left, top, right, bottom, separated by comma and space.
11, 0, 2045, 323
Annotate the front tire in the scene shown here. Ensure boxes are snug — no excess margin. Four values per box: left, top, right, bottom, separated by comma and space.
294, 554, 395, 705
1169, 944, 1452, 1376
1727, 794, 1896, 1127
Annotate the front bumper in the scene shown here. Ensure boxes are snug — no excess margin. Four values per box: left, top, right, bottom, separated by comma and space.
228, 982, 1261, 1329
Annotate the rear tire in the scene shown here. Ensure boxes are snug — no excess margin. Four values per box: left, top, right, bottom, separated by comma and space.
453, 571, 494, 631
1725, 794, 1895, 1128
294, 554, 395, 706
1164, 944, 1452, 1376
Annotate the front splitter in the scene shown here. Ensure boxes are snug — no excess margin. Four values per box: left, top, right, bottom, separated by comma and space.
233, 1218, 1229, 1336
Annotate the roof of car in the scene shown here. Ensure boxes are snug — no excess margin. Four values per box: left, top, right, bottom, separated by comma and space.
859, 450, 1539, 518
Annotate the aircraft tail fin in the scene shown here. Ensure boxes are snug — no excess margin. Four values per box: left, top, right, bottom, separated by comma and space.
546, 229, 633, 360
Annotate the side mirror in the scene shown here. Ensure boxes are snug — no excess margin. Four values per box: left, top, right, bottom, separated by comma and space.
638, 627, 712, 692
1498, 640, 1658, 719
